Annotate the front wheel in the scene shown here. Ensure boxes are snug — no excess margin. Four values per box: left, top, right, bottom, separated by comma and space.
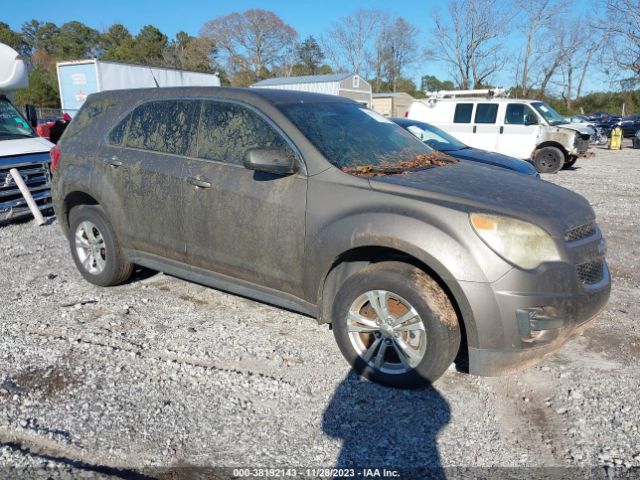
331, 262, 461, 389
534, 146, 565, 174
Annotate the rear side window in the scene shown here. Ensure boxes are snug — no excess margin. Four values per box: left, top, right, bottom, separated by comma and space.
453, 103, 473, 123
474, 104, 498, 124
197, 101, 292, 165
124, 100, 200, 156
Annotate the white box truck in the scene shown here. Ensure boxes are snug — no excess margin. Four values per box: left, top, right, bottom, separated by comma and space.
56, 60, 221, 115
0, 43, 54, 224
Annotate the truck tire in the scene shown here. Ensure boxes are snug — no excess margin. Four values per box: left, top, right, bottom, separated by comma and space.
331, 261, 461, 389
68, 205, 133, 287
534, 146, 565, 174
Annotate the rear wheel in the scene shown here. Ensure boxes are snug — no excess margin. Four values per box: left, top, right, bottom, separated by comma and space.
331, 262, 461, 389
534, 146, 564, 174
68, 205, 133, 286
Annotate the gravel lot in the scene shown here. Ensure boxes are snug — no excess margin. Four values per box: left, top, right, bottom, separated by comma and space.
1, 141, 639, 479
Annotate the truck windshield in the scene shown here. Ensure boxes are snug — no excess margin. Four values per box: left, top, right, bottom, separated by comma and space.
0, 98, 36, 139
531, 102, 568, 126
277, 102, 434, 169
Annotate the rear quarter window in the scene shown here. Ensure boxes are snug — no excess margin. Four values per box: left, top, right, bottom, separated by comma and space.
63, 98, 116, 140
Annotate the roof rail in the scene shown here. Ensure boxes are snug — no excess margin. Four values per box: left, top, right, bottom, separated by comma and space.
426, 88, 508, 99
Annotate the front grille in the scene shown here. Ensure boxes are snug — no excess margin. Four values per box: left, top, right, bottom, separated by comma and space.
565, 222, 596, 242
0, 161, 51, 210
576, 260, 604, 285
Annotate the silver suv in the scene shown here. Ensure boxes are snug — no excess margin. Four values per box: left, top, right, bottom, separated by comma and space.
51, 87, 610, 388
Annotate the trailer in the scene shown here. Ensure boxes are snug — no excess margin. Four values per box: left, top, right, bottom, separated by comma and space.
0, 43, 54, 224
56, 60, 221, 115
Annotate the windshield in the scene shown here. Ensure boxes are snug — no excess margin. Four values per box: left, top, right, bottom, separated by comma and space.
0, 98, 36, 139
277, 102, 434, 169
531, 102, 567, 126
403, 122, 466, 151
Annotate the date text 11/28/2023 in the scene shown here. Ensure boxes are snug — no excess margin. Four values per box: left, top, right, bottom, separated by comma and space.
232, 468, 401, 478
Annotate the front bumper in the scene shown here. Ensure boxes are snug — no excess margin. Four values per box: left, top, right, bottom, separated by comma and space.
459, 258, 611, 376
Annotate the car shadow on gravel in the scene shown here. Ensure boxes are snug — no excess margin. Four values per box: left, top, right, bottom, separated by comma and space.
322, 371, 449, 477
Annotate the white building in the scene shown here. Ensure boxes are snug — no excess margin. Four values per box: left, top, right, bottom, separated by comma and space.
252, 73, 372, 107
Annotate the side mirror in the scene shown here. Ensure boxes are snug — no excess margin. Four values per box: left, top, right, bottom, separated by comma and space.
244, 148, 298, 175
25, 104, 38, 128
524, 115, 538, 126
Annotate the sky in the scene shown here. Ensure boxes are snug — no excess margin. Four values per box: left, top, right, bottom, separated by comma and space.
3, 0, 610, 94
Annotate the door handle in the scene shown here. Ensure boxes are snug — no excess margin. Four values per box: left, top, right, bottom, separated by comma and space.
500, 126, 504, 134
104, 156, 123, 168
187, 176, 212, 189
473, 125, 477, 133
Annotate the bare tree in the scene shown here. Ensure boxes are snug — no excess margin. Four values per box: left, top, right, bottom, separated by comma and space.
600, 0, 640, 86
200, 9, 297, 85
514, 0, 567, 95
432, 0, 514, 89
321, 9, 383, 76
380, 18, 420, 92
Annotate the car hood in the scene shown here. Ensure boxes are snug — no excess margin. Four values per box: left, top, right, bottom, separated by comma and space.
559, 123, 595, 136
446, 148, 538, 176
368, 162, 594, 236
0, 137, 53, 157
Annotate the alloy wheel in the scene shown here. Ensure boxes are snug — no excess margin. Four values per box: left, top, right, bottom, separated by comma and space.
75, 220, 107, 274
347, 290, 427, 374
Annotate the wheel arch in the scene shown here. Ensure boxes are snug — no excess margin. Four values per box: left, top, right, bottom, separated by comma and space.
534, 141, 569, 160
316, 244, 479, 350
62, 190, 100, 230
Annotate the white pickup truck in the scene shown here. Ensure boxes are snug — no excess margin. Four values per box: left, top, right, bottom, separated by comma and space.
0, 43, 53, 224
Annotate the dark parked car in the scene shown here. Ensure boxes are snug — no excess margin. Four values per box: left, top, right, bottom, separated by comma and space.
51, 87, 610, 388
618, 116, 640, 137
392, 118, 540, 177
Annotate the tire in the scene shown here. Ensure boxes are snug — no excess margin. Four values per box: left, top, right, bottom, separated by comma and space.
68, 205, 133, 287
562, 156, 578, 169
534, 146, 564, 174
331, 261, 461, 389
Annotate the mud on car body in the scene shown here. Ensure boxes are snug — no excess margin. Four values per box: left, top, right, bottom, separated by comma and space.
51, 87, 610, 388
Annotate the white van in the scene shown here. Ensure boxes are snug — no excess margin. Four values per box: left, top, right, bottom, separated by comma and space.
406, 90, 593, 174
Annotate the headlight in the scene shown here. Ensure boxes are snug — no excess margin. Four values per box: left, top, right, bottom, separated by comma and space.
470, 213, 560, 269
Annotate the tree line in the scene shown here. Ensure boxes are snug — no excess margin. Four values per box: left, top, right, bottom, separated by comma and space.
1, 0, 638, 114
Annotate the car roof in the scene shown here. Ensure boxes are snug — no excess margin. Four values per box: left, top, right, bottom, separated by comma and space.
86, 86, 356, 107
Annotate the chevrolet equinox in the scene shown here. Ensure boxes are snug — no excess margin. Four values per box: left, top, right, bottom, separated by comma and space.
51, 87, 610, 388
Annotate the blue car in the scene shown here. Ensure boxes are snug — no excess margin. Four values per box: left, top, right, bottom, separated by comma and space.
393, 118, 540, 178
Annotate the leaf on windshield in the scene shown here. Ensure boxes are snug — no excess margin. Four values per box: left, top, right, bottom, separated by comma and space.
341, 152, 459, 177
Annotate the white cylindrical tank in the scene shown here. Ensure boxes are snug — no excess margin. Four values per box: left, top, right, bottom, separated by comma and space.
0, 43, 28, 91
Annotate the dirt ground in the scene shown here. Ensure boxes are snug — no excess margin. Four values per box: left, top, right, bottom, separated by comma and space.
0, 140, 639, 479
